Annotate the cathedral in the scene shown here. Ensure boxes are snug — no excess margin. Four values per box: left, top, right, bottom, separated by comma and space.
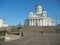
24, 4, 55, 26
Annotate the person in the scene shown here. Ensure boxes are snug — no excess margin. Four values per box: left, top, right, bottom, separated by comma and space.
21, 32, 24, 36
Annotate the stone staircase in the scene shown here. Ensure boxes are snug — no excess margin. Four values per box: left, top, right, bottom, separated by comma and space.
21, 26, 56, 33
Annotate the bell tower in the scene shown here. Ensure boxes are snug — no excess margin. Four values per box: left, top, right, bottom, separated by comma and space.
36, 4, 42, 15
43, 10, 47, 17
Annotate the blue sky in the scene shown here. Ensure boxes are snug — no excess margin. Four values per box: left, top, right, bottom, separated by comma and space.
0, 0, 60, 25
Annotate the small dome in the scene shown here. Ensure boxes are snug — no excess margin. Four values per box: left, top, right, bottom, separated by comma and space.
43, 9, 46, 11
29, 11, 33, 15
36, 3, 41, 6
52, 17, 54, 19
29, 10, 33, 13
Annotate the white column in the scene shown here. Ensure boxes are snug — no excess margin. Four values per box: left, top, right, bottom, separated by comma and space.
43, 19, 46, 26
34, 19, 35, 26
32, 19, 33, 26
33, 19, 34, 26
30, 19, 31, 26
37, 19, 39, 26
37, 19, 38, 26
29, 19, 31, 26
30, 19, 32, 26
31, 19, 32, 26
40, 19, 43, 26
39, 19, 40, 26
36, 19, 37, 26
34, 19, 36, 26
42, 19, 43, 26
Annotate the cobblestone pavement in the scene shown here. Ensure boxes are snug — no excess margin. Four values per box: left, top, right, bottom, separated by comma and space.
1, 33, 60, 45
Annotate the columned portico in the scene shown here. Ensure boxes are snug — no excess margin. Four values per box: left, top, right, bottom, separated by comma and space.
29, 19, 44, 26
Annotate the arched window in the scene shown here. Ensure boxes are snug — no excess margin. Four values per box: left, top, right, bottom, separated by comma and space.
52, 21, 54, 24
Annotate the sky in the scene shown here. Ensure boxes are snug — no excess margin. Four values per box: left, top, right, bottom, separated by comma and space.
0, 0, 60, 25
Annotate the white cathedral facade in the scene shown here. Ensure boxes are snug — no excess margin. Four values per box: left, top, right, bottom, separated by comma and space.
24, 4, 55, 26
